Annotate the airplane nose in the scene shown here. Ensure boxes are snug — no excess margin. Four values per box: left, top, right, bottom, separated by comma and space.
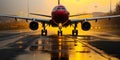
56, 10, 66, 15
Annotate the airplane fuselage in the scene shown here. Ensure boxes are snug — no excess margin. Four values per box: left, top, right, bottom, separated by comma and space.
51, 5, 70, 27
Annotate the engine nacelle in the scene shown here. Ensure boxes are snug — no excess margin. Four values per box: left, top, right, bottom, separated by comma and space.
29, 21, 39, 30
81, 21, 91, 31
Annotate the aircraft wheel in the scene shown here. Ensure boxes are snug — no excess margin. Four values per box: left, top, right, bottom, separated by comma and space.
58, 30, 62, 36
41, 30, 47, 36
72, 30, 78, 36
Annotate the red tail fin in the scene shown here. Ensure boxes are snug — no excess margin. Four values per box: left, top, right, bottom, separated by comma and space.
58, 0, 60, 5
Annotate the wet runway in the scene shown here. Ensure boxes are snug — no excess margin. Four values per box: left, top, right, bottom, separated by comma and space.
0, 30, 120, 60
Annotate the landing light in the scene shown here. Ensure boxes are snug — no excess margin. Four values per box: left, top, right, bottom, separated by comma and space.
59, 23, 62, 29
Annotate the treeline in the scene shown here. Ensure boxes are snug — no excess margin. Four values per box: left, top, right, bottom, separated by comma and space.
111, 2, 120, 24
105, 2, 120, 31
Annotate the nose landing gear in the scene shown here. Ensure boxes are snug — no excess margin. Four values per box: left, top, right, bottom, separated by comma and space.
58, 29, 62, 36
58, 23, 63, 36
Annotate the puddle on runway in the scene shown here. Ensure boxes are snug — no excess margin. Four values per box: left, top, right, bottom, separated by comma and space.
15, 36, 117, 60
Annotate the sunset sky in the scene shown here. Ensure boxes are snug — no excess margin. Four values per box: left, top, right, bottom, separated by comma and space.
0, 0, 119, 17
0, 0, 120, 34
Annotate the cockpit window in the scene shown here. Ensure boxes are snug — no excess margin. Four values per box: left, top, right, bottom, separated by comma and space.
53, 6, 58, 11
62, 7, 65, 10
57, 7, 66, 10
52, 6, 67, 11
57, 8, 61, 10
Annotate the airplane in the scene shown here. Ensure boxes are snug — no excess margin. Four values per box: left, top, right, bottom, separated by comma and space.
0, 0, 120, 36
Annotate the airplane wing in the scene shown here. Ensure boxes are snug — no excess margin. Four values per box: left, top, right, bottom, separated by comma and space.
69, 13, 91, 17
0, 14, 50, 23
30, 13, 51, 18
71, 15, 120, 23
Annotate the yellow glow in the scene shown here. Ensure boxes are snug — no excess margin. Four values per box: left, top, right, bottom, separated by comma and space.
29, 0, 120, 16
70, 42, 84, 60
59, 23, 62, 29
57, 0, 119, 14
34, 0, 120, 35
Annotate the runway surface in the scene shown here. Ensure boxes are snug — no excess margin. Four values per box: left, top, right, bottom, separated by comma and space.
0, 30, 120, 60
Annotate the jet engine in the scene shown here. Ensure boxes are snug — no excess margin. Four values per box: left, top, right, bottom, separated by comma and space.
29, 21, 39, 30
81, 21, 91, 31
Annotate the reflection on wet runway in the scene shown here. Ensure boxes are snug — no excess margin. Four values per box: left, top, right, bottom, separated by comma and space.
27, 35, 115, 60
0, 30, 120, 60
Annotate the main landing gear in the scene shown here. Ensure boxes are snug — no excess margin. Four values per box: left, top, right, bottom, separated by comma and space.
41, 23, 78, 36
57, 23, 78, 36
72, 23, 78, 36
41, 23, 47, 36
41, 29, 47, 36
